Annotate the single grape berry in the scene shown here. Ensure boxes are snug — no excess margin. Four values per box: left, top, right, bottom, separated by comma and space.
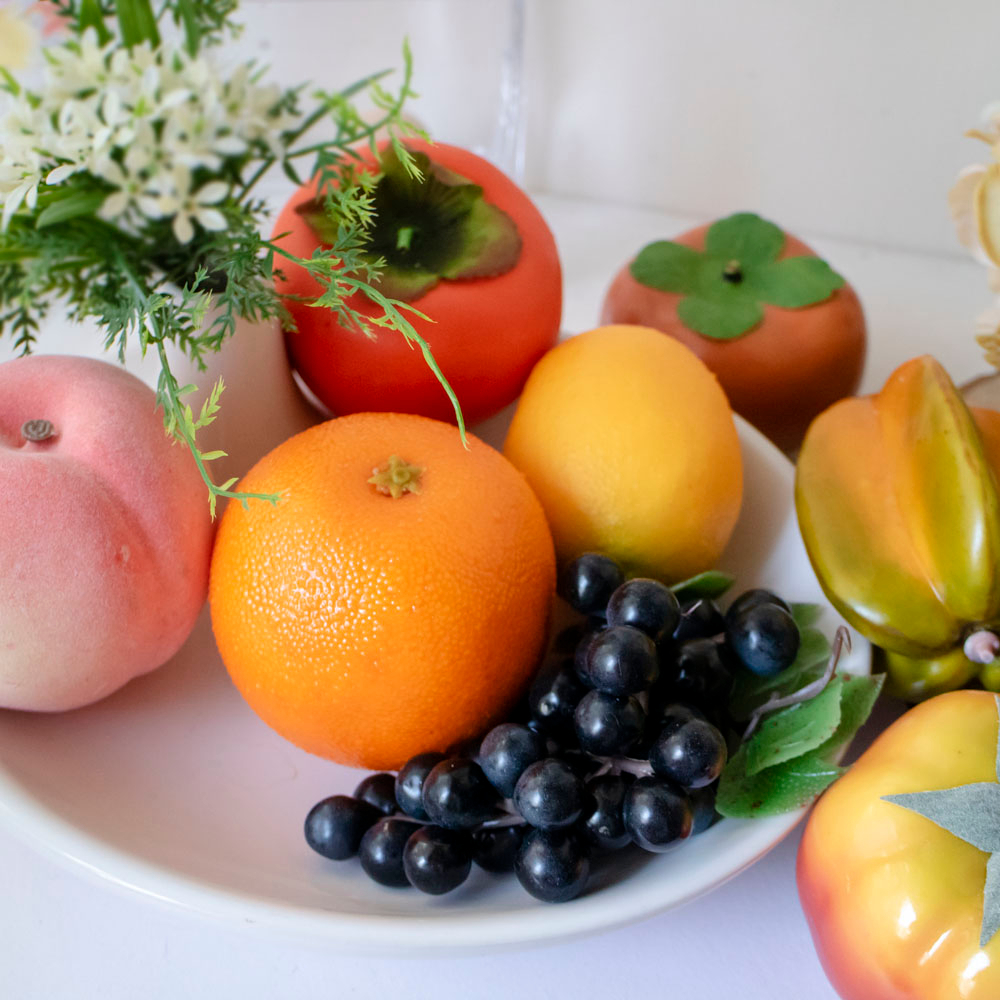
690, 785, 719, 836
478, 723, 547, 798
582, 774, 632, 851
358, 817, 416, 887
515, 828, 590, 903
395, 752, 447, 821
672, 598, 725, 642
513, 758, 585, 829
649, 717, 728, 789
579, 625, 659, 695
727, 603, 800, 677
606, 579, 681, 643
304, 795, 381, 860
658, 702, 708, 733
661, 638, 734, 709
624, 777, 693, 852
557, 554, 624, 615
402, 826, 472, 895
353, 773, 399, 816
724, 588, 791, 624
574, 690, 646, 757
471, 824, 526, 873
422, 758, 501, 829
528, 659, 588, 740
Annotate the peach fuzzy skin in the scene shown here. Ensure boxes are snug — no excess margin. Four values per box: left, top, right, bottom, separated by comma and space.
601, 227, 866, 453
0, 355, 213, 711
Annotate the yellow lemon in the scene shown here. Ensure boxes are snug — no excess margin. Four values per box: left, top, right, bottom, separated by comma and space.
503, 324, 743, 581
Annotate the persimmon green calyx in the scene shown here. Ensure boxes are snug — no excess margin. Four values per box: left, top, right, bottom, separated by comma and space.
629, 212, 845, 340
297, 146, 522, 302
368, 455, 425, 498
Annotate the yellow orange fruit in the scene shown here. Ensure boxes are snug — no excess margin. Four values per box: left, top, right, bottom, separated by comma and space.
209, 412, 555, 770
503, 324, 743, 581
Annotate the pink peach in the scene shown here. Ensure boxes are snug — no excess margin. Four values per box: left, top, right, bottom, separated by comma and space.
0, 355, 214, 711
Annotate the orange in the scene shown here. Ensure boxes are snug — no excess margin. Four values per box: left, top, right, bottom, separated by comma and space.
209, 413, 555, 770
503, 324, 743, 582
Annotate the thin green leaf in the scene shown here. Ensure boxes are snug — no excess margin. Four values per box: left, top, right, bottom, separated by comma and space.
716, 745, 843, 818
78, 0, 113, 45
199, 450, 226, 461
175, 0, 202, 55
116, 0, 160, 48
0, 66, 21, 96
745, 676, 843, 775
36, 192, 106, 229
670, 570, 735, 602
791, 602, 823, 629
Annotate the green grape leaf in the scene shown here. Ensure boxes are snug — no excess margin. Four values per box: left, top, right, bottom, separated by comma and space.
815, 673, 885, 760
716, 745, 844, 818
790, 602, 823, 629
745, 677, 843, 775
670, 570, 736, 602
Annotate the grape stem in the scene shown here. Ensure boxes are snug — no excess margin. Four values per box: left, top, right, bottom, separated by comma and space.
741, 626, 851, 741
590, 756, 654, 779
478, 806, 528, 830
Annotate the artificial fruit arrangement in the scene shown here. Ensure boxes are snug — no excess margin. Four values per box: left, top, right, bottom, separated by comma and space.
0, 0, 482, 711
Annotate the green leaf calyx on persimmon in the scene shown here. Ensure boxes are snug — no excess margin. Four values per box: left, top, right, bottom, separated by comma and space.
628, 212, 846, 340
297, 147, 522, 302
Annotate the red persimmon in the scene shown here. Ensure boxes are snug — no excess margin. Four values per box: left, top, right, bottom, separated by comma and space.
273, 139, 562, 426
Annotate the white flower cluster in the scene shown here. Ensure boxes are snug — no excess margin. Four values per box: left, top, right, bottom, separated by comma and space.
0, 28, 294, 240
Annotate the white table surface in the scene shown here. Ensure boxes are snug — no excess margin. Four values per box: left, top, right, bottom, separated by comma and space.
0, 194, 989, 999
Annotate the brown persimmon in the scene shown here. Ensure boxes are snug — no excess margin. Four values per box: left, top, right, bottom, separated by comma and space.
600, 222, 866, 453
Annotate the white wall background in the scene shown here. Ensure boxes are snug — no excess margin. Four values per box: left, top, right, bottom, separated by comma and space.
237, 0, 1000, 258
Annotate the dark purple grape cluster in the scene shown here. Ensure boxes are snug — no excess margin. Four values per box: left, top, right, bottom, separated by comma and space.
305, 554, 800, 903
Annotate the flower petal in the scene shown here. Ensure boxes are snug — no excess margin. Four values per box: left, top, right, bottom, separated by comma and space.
195, 180, 228, 205
195, 207, 226, 231
46, 163, 77, 185
99, 190, 129, 220
950, 165, 987, 256
977, 164, 1000, 268
172, 212, 195, 244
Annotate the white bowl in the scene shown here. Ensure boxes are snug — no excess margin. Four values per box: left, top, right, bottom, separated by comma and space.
0, 416, 869, 954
